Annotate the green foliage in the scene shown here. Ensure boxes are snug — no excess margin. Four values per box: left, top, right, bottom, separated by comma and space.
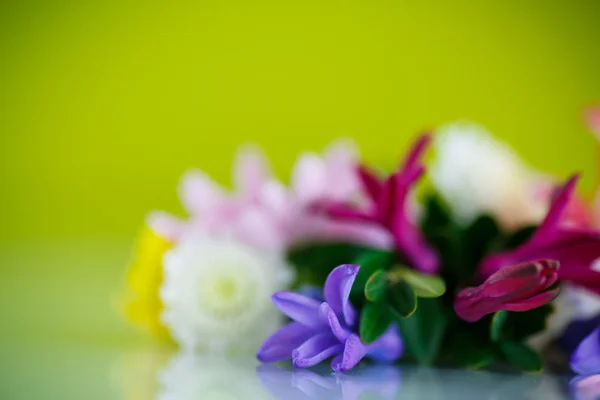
360, 301, 393, 344
396, 298, 448, 365
387, 280, 417, 318
287, 242, 369, 286
499, 342, 542, 372
490, 311, 508, 342
397, 266, 446, 298
364, 269, 387, 302
350, 250, 394, 301
489, 306, 552, 342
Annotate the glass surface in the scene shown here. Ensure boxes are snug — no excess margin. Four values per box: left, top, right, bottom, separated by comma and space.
0, 241, 577, 399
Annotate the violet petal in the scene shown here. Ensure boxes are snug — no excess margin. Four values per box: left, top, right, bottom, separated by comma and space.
271, 292, 324, 326
366, 324, 404, 362
292, 332, 343, 368
332, 334, 368, 372
571, 327, 600, 375
323, 264, 360, 327
319, 302, 352, 342
257, 322, 317, 363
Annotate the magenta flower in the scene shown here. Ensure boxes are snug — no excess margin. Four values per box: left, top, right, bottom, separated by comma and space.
326, 134, 439, 274
454, 259, 560, 322
256, 264, 403, 372
480, 175, 600, 294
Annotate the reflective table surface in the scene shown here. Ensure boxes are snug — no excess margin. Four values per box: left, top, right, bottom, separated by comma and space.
0, 240, 578, 399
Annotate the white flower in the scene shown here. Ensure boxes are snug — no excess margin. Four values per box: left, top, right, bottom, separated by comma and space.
160, 234, 293, 354
156, 353, 267, 400
430, 122, 548, 231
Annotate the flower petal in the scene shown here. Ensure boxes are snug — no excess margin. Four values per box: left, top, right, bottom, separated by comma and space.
366, 324, 404, 362
292, 152, 329, 205
357, 165, 383, 202
178, 169, 225, 215
146, 211, 186, 242
292, 332, 343, 368
271, 292, 323, 326
257, 322, 317, 363
331, 334, 368, 372
323, 264, 360, 327
319, 302, 352, 342
233, 144, 271, 198
571, 327, 600, 375
502, 288, 560, 312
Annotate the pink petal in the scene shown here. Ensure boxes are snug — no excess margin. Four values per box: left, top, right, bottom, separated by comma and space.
585, 106, 600, 141
401, 133, 431, 172
357, 165, 383, 203
178, 169, 225, 216
502, 288, 560, 312
292, 152, 329, 205
233, 144, 272, 199
146, 211, 186, 241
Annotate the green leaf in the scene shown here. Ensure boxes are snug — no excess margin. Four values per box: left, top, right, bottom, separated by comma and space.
490, 310, 508, 342
396, 298, 448, 365
505, 305, 553, 341
397, 267, 446, 298
364, 269, 387, 302
287, 243, 369, 286
359, 301, 393, 344
500, 341, 542, 372
350, 250, 395, 301
387, 280, 417, 318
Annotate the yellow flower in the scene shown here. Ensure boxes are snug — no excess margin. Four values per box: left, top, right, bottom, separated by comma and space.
122, 225, 172, 340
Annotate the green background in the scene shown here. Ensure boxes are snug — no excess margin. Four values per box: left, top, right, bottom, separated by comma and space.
0, 1, 598, 397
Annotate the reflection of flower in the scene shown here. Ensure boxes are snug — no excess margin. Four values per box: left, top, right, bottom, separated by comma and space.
430, 122, 548, 231
481, 175, 600, 295
122, 226, 173, 340
454, 260, 560, 322
161, 235, 293, 353
325, 134, 438, 273
257, 264, 402, 372
157, 353, 267, 400
256, 364, 402, 400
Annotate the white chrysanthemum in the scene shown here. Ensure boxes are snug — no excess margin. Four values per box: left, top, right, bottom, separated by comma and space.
156, 353, 267, 400
160, 235, 293, 353
430, 122, 548, 230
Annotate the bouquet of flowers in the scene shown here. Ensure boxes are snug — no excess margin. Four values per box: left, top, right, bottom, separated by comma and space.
121, 114, 600, 375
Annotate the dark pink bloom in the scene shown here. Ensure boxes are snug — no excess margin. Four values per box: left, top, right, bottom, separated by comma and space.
480, 175, 600, 295
326, 134, 439, 274
454, 260, 560, 322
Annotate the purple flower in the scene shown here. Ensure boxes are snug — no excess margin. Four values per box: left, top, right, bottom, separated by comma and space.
480, 175, 600, 294
571, 328, 600, 400
571, 327, 600, 375
454, 259, 560, 322
325, 134, 439, 274
257, 264, 403, 372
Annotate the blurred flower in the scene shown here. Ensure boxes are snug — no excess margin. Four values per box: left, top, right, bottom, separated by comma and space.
325, 134, 439, 273
122, 226, 172, 340
157, 353, 267, 400
257, 264, 403, 372
430, 122, 550, 231
256, 364, 402, 400
481, 175, 600, 294
571, 327, 600, 375
454, 259, 560, 322
570, 328, 600, 400
160, 234, 293, 353
149, 140, 390, 251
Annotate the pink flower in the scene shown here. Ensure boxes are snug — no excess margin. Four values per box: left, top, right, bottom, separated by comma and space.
480, 175, 600, 295
325, 134, 439, 274
148, 141, 390, 251
454, 260, 560, 322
